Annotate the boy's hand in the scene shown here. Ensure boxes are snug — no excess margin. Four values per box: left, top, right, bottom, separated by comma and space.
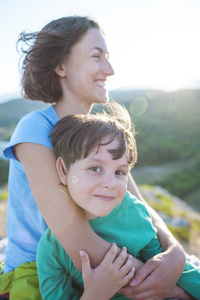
80, 243, 135, 300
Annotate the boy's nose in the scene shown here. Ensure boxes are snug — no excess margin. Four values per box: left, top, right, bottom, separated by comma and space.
102, 176, 116, 189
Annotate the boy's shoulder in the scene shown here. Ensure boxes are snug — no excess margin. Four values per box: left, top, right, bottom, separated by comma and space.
125, 191, 150, 215
38, 227, 64, 256
37, 227, 77, 275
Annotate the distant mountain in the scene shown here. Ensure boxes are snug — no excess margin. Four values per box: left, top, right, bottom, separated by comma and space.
0, 98, 49, 127
0, 92, 21, 104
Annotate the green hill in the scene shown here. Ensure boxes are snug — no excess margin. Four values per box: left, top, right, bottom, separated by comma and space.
0, 90, 200, 210
0, 98, 48, 128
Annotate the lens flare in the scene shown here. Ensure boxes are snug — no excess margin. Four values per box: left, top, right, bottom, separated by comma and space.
72, 176, 79, 184
129, 97, 148, 116
25, 182, 76, 235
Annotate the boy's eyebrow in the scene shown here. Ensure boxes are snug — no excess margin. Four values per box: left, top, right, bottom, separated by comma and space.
87, 157, 129, 169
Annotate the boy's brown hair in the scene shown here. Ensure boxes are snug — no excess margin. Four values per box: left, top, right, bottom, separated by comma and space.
51, 102, 137, 170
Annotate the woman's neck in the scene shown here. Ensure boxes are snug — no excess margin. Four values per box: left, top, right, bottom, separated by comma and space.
54, 96, 92, 119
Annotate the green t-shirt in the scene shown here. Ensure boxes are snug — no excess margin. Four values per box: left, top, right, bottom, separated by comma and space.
37, 192, 200, 299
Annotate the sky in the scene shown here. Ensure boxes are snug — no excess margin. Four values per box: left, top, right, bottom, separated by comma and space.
1, 0, 200, 99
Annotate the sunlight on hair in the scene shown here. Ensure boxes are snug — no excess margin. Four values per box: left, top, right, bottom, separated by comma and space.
129, 97, 148, 116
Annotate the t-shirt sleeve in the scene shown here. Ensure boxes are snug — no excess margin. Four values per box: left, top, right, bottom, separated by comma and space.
177, 257, 200, 299
36, 229, 80, 300
3, 110, 54, 160
134, 201, 163, 261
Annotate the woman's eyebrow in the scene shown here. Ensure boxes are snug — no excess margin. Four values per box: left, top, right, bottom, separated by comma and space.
90, 46, 103, 52
90, 47, 109, 56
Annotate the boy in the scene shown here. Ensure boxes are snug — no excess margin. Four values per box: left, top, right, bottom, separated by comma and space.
37, 102, 199, 299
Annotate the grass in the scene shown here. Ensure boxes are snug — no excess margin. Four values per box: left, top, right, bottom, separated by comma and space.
145, 191, 175, 217
0, 189, 8, 201
167, 225, 190, 242
140, 184, 200, 246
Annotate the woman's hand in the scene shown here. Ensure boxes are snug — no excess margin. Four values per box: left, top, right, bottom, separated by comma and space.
169, 284, 195, 300
119, 246, 186, 300
80, 243, 135, 300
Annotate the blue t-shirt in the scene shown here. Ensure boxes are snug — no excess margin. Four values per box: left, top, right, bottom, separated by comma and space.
3, 105, 59, 273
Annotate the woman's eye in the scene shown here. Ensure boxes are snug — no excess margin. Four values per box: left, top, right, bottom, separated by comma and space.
92, 55, 100, 59
89, 166, 101, 172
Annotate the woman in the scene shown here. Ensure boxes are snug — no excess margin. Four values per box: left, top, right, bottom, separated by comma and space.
0, 16, 185, 299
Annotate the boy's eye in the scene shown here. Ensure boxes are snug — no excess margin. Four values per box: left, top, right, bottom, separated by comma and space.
115, 170, 126, 176
89, 166, 101, 172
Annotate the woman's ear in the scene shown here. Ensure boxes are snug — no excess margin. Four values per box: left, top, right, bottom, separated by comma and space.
56, 157, 68, 185
54, 63, 67, 78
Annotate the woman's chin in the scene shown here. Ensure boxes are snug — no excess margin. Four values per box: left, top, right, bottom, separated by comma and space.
96, 93, 109, 104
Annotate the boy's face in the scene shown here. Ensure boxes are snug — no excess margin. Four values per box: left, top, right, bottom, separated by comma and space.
66, 136, 129, 220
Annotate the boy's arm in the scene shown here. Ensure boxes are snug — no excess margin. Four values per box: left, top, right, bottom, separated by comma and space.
36, 230, 80, 300
127, 174, 186, 296
37, 236, 135, 300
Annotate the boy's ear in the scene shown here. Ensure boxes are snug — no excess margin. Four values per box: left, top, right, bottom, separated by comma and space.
56, 157, 68, 185
54, 62, 67, 78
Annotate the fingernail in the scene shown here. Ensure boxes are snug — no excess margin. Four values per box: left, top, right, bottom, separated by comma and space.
79, 250, 84, 257
129, 278, 137, 286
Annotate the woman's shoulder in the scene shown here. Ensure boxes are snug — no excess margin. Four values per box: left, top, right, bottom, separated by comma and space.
18, 105, 58, 126
13, 105, 58, 139
3, 105, 58, 159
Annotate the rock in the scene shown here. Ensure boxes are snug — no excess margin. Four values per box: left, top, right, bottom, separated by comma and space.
0, 237, 8, 262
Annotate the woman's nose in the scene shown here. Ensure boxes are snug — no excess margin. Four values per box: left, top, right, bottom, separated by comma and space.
103, 59, 115, 76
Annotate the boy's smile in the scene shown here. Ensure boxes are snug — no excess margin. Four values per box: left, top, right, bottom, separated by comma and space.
66, 136, 129, 220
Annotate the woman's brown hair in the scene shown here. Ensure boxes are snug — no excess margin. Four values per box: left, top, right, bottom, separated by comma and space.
17, 16, 100, 103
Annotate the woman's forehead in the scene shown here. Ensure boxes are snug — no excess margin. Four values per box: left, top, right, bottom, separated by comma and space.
72, 28, 108, 53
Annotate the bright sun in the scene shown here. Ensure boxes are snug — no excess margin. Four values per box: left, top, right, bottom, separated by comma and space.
107, 8, 200, 92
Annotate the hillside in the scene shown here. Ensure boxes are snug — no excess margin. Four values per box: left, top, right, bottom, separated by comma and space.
110, 89, 200, 211
0, 98, 48, 128
0, 89, 200, 211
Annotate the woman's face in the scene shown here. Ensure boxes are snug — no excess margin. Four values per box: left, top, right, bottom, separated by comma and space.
60, 28, 114, 107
